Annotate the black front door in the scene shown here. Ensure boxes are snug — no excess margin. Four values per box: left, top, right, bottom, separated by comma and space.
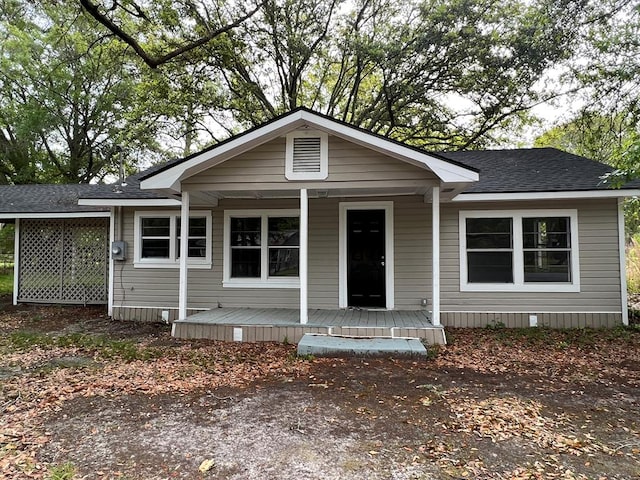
347, 209, 386, 307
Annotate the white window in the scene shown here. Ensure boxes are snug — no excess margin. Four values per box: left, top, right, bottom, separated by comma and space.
223, 209, 300, 288
134, 210, 212, 268
459, 209, 580, 292
285, 131, 328, 180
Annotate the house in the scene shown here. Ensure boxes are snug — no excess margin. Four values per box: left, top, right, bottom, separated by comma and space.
2, 108, 639, 344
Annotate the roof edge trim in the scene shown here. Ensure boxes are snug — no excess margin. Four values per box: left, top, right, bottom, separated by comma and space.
78, 198, 180, 207
0, 212, 111, 219
452, 190, 640, 202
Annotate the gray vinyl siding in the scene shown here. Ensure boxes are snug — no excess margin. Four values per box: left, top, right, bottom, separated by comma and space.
112, 197, 624, 327
394, 197, 432, 309
182, 136, 436, 190
440, 198, 623, 315
112, 196, 434, 313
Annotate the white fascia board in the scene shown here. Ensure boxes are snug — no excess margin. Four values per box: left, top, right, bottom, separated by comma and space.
78, 198, 181, 207
0, 211, 111, 219
303, 113, 479, 183
139, 109, 478, 192
452, 189, 640, 202
140, 111, 308, 192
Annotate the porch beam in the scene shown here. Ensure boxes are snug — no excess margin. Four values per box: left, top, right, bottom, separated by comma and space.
178, 191, 190, 321
300, 188, 308, 324
431, 186, 441, 326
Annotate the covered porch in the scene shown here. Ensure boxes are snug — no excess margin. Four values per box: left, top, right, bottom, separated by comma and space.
174, 185, 445, 327
172, 307, 446, 344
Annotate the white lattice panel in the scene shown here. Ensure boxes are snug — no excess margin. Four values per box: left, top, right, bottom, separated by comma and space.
18, 218, 108, 304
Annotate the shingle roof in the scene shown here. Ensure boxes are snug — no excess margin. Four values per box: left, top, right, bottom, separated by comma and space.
439, 147, 640, 194
78, 164, 171, 200
0, 184, 111, 214
1, 147, 637, 215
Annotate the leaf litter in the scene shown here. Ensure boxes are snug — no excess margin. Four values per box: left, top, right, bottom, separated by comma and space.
1, 305, 639, 479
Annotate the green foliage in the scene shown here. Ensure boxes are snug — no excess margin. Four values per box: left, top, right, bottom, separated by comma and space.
535, 110, 640, 236
1, 0, 638, 180
425, 343, 441, 361
0, 1, 162, 184
210, 0, 590, 150
0, 271, 13, 294
48, 462, 76, 480
0, 224, 14, 254
70, 0, 620, 153
626, 233, 640, 293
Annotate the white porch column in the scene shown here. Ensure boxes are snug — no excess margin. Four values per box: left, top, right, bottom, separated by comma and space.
431, 186, 441, 326
13, 219, 20, 306
108, 207, 115, 317
178, 191, 190, 321
300, 188, 309, 324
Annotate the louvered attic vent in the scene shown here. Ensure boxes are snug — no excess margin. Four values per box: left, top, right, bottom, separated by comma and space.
285, 131, 328, 180
292, 137, 321, 173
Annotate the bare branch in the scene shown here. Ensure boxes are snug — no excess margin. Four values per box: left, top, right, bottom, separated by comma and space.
79, 0, 264, 68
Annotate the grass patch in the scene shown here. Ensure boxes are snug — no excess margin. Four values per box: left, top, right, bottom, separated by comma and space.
48, 462, 76, 480
7, 331, 161, 361
627, 234, 640, 293
0, 271, 13, 295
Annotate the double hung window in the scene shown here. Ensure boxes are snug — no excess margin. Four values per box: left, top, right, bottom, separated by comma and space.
460, 210, 579, 292
134, 211, 212, 267
224, 210, 300, 287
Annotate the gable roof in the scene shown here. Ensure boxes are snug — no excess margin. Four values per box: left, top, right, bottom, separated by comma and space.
139, 107, 480, 194
0, 184, 111, 219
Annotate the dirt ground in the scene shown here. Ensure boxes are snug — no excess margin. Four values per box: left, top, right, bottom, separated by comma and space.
1, 301, 639, 479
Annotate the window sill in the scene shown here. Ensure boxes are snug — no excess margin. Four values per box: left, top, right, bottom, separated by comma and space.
460, 283, 580, 293
223, 279, 300, 289
134, 261, 212, 269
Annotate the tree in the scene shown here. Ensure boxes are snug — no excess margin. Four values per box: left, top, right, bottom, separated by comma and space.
72, 0, 604, 151
0, 1, 160, 184
78, 0, 264, 69
534, 110, 637, 165
535, 110, 640, 236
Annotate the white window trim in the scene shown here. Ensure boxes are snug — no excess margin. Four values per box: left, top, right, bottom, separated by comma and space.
338, 201, 395, 309
459, 209, 580, 293
134, 210, 212, 268
223, 209, 300, 288
285, 130, 328, 180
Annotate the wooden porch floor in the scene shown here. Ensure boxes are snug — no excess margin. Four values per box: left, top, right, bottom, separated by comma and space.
179, 307, 432, 328
172, 308, 446, 345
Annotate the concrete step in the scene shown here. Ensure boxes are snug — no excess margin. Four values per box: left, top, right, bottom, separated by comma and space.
297, 333, 427, 357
